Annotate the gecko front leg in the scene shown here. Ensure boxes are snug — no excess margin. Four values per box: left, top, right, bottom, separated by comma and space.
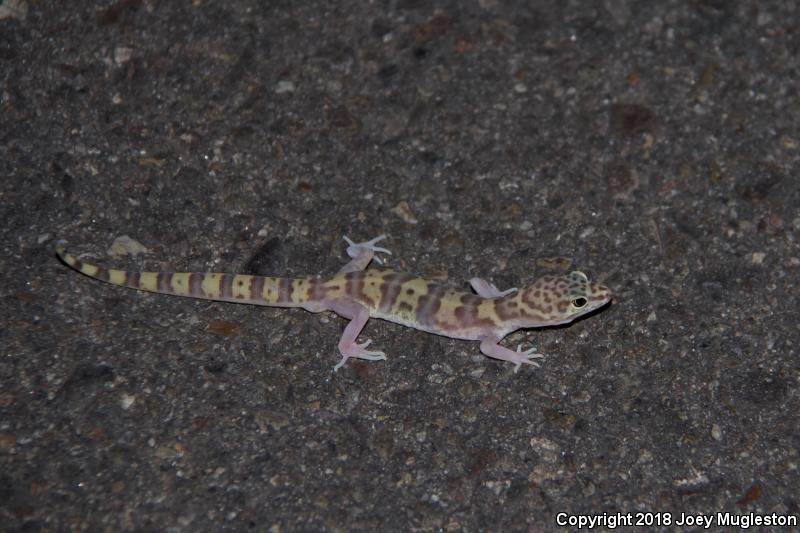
469, 278, 517, 298
327, 299, 386, 371
479, 338, 544, 373
338, 235, 392, 274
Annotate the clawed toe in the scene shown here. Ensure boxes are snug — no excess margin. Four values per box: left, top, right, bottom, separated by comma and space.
512, 345, 546, 373
334, 338, 387, 371
497, 286, 518, 297
354, 339, 386, 358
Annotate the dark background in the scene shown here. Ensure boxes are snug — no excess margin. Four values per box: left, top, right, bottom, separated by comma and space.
1, 0, 798, 530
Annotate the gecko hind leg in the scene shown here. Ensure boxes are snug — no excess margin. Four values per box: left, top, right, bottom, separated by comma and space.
337, 234, 392, 274
469, 278, 517, 298
327, 299, 387, 371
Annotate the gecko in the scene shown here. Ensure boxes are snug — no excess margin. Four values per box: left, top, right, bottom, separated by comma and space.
56, 235, 611, 372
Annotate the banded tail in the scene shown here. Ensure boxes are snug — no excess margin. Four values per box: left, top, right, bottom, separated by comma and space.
56, 244, 310, 307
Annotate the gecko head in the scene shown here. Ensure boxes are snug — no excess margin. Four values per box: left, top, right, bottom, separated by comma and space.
518, 271, 611, 326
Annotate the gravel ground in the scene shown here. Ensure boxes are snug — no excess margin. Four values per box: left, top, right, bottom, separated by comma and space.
1, 0, 798, 531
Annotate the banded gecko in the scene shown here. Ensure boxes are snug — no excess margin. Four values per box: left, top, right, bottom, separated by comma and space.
56, 235, 611, 372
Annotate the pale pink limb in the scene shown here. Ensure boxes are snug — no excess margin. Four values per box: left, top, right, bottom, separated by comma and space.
326, 299, 386, 371
469, 277, 517, 298
479, 338, 544, 373
337, 235, 392, 274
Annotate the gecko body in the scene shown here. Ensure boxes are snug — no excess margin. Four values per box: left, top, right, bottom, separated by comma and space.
57, 235, 611, 372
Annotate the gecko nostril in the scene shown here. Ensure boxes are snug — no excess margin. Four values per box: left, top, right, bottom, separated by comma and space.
572, 297, 587, 308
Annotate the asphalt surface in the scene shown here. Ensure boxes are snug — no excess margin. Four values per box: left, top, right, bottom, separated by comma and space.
2, 0, 799, 531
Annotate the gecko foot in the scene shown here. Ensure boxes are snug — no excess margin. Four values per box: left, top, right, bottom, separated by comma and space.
469, 277, 518, 298
343, 235, 392, 264
333, 339, 387, 372
512, 344, 545, 373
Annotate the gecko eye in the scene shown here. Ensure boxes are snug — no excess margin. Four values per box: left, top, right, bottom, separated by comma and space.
572, 297, 587, 308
